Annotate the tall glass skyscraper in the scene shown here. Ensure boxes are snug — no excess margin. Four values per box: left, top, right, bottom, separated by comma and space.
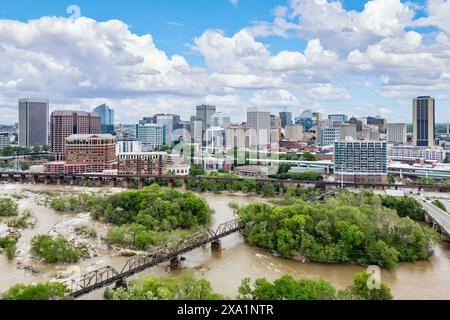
18, 99, 49, 147
413, 96, 435, 147
94, 104, 115, 135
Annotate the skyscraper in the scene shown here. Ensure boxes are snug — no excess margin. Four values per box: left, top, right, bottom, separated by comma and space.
155, 115, 174, 146
413, 96, 435, 147
18, 99, 49, 147
196, 105, 216, 134
247, 108, 271, 148
93, 104, 115, 134
328, 114, 348, 123
136, 123, 166, 151
50, 111, 101, 159
387, 123, 407, 145
279, 112, 293, 128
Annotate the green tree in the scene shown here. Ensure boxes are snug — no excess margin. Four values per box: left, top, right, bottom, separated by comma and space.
341, 272, 393, 300
30, 235, 82, 263
239, 275, 337, 300
303, 152, 317, 162
278, 163, 292, 174
104, 274, 226, 300
189, 165, 205, 177
1, 282, 68, 300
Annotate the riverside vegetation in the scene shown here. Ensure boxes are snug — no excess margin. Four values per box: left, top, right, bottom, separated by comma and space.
237, 191, 438, 269
49, 185, 213, 251
0, 272, 393, 300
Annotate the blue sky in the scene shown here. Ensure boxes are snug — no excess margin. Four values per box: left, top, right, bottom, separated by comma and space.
0, 0, 448, 124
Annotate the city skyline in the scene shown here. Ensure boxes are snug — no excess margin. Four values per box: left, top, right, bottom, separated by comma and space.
0, 0, 450, 125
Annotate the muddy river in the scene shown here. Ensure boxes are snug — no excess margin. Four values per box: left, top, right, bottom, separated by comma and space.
0, 184, 449, 300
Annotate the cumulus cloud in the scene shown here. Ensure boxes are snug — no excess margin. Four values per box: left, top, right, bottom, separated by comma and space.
1, 0, 450, 124
305, 84, 351, 101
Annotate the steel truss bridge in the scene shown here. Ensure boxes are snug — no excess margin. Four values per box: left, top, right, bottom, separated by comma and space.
64, 219, 246, 298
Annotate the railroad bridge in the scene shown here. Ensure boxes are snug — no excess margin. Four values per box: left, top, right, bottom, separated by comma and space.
64, 218, 245, 298
1, 171, 449, 194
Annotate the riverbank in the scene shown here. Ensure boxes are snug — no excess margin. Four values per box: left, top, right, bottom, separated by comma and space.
1, 183, 450, 300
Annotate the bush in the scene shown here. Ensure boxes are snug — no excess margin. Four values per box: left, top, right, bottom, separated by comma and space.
339, 272, 393, 300
7, 210, 36, 229
432, 200, 447, 212
30, 235, 81, 263
0, 236, 17, 260
104, 274, 225, 300
0, 198, 19, 217
1, 282, 68, 300
239, 275, 337, 300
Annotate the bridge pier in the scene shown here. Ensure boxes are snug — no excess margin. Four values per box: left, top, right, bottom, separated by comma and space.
137, 178, 144, 190
32, 175, 38, 184
170, 256, 182, 270
111, 178, 117, 188
278, 184, 284, 197
95, 178, 102, 188
123, 178, 130, 189
182, 179, 189, 191
168, 181, 174, 189
114, 278, 128, 291
211, 240, 222, 252
57, 177, 62, 186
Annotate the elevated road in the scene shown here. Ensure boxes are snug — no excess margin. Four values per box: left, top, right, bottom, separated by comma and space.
411, 195, 450, 240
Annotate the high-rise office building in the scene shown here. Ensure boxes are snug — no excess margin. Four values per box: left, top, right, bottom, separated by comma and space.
136, 123, 166, 151
413, 96, 435, 147
349, 117, 363, 132
279, 112, 293, 128
339, 123, 357, 140
285, 125, 304, 141
93, 104, 115, 135
196, 105, 216, 135
155, 115, 174, 146
0, 132, 11, 149
50, 111, 101, 159
211, 112, 231, 129
367, 116, 388, 134
18, 99, 49, 147
318, 125, 341, 146
329, 114, 348, 123
190, 116, 203, 143
334, 140, 388, 184
247, 108, 271, 147
225, 124, 256, 149
387, 123, 407, 144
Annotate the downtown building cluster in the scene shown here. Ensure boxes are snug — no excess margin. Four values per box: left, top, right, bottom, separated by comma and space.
4, 95, 449, 183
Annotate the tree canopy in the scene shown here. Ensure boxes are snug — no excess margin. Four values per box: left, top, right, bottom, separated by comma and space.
237, 191, 438, 268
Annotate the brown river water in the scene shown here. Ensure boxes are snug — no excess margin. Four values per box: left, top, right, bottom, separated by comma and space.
0, 183, 449, 300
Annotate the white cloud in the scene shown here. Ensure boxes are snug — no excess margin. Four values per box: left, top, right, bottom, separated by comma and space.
305, 84, 351, 101
250, 89, 299, 107
229, 0, 239, 7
